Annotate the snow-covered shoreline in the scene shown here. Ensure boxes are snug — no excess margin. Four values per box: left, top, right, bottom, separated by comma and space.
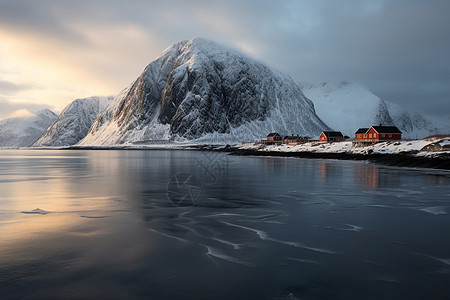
7, 136, 449, 170
19, 136, 450, 155
239, 138, 449, 156
235, 138, 450, 170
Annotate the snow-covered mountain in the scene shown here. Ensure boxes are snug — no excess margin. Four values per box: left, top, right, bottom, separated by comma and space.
33, 96, 113, 147
79, 38, 329, 145
0, 109, 58, 148
299, 82, 449, 139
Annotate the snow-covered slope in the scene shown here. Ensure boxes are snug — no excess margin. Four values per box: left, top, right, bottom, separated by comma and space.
299, 82, 449, 139
33, 96, 113, 147
0, 109, 58, 148
386, 102, 449, 139
80, 38, 329, 146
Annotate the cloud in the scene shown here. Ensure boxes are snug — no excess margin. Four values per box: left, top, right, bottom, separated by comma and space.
0, 0, 89, 46
0, 98, 52, 120
0, 0, 448, 117
0, 80, 34, 95
6, 109, 35, 119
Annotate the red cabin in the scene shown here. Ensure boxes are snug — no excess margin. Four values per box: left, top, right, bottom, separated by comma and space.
319, 131, 345, 143
267, 132, 282, 141
355, 126, 402, 142
355, 128, 369, 142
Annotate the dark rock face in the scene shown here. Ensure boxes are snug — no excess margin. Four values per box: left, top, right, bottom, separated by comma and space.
374, 100, 395, 127
421, 140, 450, 152
81, 38, 329, 145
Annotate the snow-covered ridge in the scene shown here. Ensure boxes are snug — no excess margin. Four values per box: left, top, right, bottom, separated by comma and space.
0, 109, 58, 148
79, 38, 329, 146
300, 82, 449, 139
33, 96, 113, 147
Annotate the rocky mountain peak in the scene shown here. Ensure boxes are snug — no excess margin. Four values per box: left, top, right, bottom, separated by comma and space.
80, 38, 328, 145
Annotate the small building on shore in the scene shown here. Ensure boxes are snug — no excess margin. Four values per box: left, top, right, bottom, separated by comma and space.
263, 132, 282, 145
283, 135, 310, 145
267, 132, 282, 142
354, 125, 402, 144
319, 131, 345, 143
355, 128, 369, 141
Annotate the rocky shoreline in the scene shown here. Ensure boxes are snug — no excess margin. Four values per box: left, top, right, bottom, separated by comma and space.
229, 148, 450, 170
42, 144, 450, 171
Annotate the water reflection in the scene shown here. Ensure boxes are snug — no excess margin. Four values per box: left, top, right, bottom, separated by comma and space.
355, 164, 380, 189
318, 161, 343, 180
354, 164, 407, 190
423, 173, 450, 185
0, 150, 449, 299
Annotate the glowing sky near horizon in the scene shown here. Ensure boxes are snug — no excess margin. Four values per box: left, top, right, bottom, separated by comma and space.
0, 0, 449, 119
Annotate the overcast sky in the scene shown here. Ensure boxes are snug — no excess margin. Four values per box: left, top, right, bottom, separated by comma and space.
0, 0, 449, 119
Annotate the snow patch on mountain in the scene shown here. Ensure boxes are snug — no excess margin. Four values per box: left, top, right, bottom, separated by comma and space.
79, 38, 329, 146
299, 82, 449, 139
33, 96, 113, 147
0, 109, 58, 148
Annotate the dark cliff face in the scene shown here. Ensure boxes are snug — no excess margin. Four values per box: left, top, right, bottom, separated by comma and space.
158, 49, 286, 139
114, 62, 165, 130
81, 38, 329, 144
159, 55, 230, 137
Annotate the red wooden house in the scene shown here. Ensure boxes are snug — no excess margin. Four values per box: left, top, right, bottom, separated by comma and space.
355, 128, 369, 142
267, 133, 282, 141
354, 126, 402, 142
319, 131, 345, 143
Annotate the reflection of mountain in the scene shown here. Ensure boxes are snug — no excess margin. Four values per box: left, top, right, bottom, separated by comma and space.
3, 150, 449, 299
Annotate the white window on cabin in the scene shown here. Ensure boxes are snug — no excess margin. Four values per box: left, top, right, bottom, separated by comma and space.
388, 134, 392, 138
369, 134, 372, 138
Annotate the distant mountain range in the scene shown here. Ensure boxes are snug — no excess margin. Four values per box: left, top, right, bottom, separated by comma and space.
300, 82, 448, 139
0, 109, 57, 148
33, 96, 113, 147
1, 39, 447, 147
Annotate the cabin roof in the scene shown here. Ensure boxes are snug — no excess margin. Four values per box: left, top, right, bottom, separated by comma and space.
284, 136, 304, 140
371, 126, 402, 134
322, 131, 344, 138
267, 132, 281, 137
355, 128, 369, 134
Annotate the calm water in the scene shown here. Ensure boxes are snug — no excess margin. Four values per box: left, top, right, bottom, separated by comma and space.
0, 150, 449, 300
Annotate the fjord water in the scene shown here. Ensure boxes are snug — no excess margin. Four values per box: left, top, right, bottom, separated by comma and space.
0, 150, 449, 299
